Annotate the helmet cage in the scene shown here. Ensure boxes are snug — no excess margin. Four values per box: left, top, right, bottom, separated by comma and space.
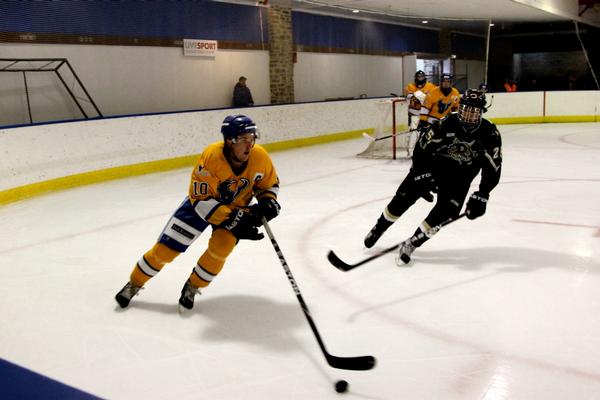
415, 70, 426, 86
458, 104, 483, 125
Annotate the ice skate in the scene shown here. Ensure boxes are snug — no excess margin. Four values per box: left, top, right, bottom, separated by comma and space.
115, 282, 143, 308
396, 240, 416, 265
178, 280, 201, 312
364, 225, 384, 248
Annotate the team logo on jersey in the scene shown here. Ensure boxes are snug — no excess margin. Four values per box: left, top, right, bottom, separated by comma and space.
437, 100, 450, 114
253, 172, 264, 182
218, 179, 250, 204
446, 137, 475, 164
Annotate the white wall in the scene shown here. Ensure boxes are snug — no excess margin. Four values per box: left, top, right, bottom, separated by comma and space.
293, 52, 404, 102
2, 43, 410, 126
484, 91, 600, 119
484, 92, 545, 119
0, 43, 271, 125
545, 91, 600, 116
402, 55, 417, 95
454, 59, 486, 90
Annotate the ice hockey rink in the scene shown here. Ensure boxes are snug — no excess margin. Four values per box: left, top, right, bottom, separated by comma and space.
1, 122, 599, 399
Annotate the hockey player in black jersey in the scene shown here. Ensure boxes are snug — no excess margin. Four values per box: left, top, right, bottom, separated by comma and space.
363, 88, 502, 264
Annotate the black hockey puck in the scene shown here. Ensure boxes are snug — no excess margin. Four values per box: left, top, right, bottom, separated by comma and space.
400, 254, 411, 264
335, 380, 349, 393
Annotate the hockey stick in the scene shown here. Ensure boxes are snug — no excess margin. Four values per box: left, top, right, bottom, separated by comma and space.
328, 213, 466, 272
261, 217, 376, 371
362, 128, 418, 143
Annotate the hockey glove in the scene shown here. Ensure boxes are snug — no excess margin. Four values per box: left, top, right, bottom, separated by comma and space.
250, 197, 281, 223
466, 191, 489, 220
220, 209, 264, 240
413, 171, 437, 202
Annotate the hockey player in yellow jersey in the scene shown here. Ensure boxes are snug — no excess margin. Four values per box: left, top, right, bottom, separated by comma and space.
115, 115, 281, 312
419, 74, 460, 128
405, 70, 436, 130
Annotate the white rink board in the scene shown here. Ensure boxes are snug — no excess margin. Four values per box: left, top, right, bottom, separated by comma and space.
1, 91, 599, 193
0, 99, 381, 191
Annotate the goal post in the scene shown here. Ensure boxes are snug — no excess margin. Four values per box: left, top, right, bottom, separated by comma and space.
357, 98, 416, 160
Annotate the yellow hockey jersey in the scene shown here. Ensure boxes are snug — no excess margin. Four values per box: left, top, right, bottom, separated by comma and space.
419, 87, 461, 124
188, 142, 279, 225
405, 82, 436, 116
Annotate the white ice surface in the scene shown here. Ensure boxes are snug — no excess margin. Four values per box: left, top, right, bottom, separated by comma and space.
1, 123, 599, 399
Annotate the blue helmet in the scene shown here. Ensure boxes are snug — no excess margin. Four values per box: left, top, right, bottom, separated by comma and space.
221, 115, 258, 141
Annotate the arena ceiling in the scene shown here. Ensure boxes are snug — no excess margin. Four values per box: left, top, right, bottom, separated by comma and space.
242, 0, 600, 32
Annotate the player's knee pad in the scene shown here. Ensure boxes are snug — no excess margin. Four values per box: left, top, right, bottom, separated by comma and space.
387, 192, 416, 217
147, 242, 180, 265
197, 229, 237, 275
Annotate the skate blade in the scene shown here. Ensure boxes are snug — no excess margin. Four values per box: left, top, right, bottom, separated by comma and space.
395, 254, 412, 266
178, 304, 192, 314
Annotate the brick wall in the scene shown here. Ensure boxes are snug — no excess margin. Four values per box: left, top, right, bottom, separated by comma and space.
268, 5, 294, 103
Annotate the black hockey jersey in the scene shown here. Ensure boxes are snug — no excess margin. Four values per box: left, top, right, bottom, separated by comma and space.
413, 113, 502, 194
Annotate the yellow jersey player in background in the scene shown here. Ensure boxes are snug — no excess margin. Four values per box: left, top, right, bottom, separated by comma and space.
115, 115, 281, 312
419, 73, 460, 130
404, 70, 437, 157
405, 70, 436, 130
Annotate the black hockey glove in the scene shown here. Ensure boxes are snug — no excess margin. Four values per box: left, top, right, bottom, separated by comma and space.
250, 197, 281, 223
466, 191, 489, 220
413, 171, 437, 202
220, 209, 264, 240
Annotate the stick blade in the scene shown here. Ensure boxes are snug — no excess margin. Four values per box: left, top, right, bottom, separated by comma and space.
327, 250, 354, 271
326, 354, 377, 371
361, 132, 375, 142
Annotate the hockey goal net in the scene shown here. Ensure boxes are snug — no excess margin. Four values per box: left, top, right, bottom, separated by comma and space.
357, 98, 414, 160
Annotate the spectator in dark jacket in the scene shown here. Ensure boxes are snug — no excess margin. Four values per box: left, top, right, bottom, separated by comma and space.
233, 76, 254, 107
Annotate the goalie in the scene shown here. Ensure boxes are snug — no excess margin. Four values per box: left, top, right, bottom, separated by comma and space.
363, 88, 502, 264
406, 70, 436, 130
405, 70, 436, 155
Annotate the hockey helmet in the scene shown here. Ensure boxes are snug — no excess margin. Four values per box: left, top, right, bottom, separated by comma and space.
221, 115, 259, 143
440, 73, 453, 84
458, 88, 487, 125
414, 70, 426, 86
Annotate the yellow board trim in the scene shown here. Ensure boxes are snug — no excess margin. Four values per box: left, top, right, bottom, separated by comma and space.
0, 155, 197, 206
542, 115, 598, 123
489, 115, 598, 124
489, 116, 545, 124
0, 128, 372, 206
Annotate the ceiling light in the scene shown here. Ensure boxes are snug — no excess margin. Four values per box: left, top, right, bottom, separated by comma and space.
352, 9, 359, 13
490, 23, 495, 26
422, 20, 428, 24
